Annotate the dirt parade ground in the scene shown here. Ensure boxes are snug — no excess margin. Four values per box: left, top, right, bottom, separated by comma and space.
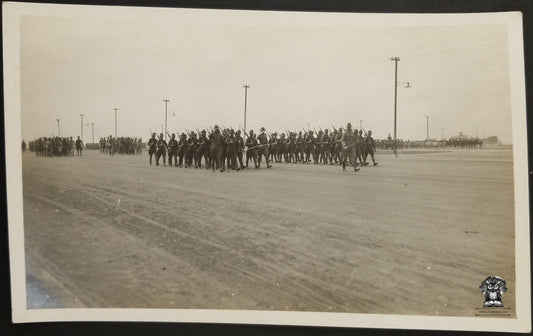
22, 148, 516, 317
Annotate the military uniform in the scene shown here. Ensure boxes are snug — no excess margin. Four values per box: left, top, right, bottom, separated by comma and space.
257, 128, 272, 168
364, 131, 378, 166
177, 133, 188, 167
147, 134, 157, 165
168, 134, 179, 167
235, 130, 245, 169
155, 134, 168, 166
196, 130, 210, 169
341, 124, 359, 172
245, 131, 259, 169
225, 130, 238, 171
210, 126, 225, 171
75, 137, 84, 156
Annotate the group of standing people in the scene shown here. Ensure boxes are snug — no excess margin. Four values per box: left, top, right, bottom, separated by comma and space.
26, 136, 84, 157
99, 136, 143, 156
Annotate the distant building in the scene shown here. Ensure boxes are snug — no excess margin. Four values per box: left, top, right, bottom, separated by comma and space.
482, 136, 499, 145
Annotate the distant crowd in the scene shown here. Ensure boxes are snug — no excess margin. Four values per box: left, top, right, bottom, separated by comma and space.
99, 136, 143, 155
375, 135, 483, 150
26, 136, 85, 156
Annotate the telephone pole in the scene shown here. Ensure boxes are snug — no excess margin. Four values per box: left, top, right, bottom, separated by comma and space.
56, 119, 60, 137
80, 114, 84, 140
390, 57, 400, 156
243, 85, 250, 139
163, 99, 169, 140
91, 122, 95, 144
426, 115, 429, 140
113, 108, 118, 137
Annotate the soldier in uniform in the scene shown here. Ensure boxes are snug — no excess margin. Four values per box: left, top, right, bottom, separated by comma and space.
306, 130, 318, 164
75, 136, 84, 156
341, 123, 359, 172
235, 130, 245, 170
364, 130, 378, 166
196, 130, 210, 169
287, 132, 297, 163
278, 133, 288, 163
168, 133, 179, 167
155, 133, 168, 166
147, 133, 157, 165
257, 127, 272, 168
321, 129, 331, 164
225, 129, 239, 171
210, 125, 225, 172
185, 132, 198, 168
268, 132, 278, 163
245, 130, 259, 169
356, 129, 365, 166
177, 133, 188, 167
296, 131, 304, 163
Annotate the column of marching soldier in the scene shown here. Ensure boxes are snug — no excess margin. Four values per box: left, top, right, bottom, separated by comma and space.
145, 122, 377, 172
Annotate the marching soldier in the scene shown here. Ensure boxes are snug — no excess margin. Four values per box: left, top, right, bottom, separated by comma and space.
168, 133, 179, 167
268, 132, 278, 163
196, 129, 210, 169
225, 129, 239, 171
364, 130, 378, 166
147, 133, 157, 165
341, 123, 359, 172
177, 133, 188, 167
321, 129, 331, 164
245, 130, 259, 169
287, 132, 297, 163
155, 133, 168, 166
257, 127, 272, 168
356, 129, 365, 166
235, 130, 245, 170
296, 131, 305, 163
210, 125, 225, 172
306, 130, 318, 164
185, 132, 198, 168
278, 133, 288, 163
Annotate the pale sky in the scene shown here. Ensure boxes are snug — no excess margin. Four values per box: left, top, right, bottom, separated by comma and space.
20, 9, 513, 143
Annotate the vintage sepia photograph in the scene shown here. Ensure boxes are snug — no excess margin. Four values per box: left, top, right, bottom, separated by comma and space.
3, 2, 530, 332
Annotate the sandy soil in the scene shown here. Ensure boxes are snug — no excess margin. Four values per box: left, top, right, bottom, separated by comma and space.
22, 148, 516, 317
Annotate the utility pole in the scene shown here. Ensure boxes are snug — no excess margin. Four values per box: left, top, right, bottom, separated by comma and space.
80, 114, 84, 140
91, 122, 95, 144
163, 99, 169, 141
360, 120, 362, 130
56, 119, 60, 137
426, 115, 429, 140
113, 108, 118, 137
243, 85, 250, 139
390, 57, 400, 156
441, 128, 444, 140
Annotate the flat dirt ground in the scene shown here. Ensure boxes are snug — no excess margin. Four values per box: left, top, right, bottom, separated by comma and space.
22, 148, 516, 317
